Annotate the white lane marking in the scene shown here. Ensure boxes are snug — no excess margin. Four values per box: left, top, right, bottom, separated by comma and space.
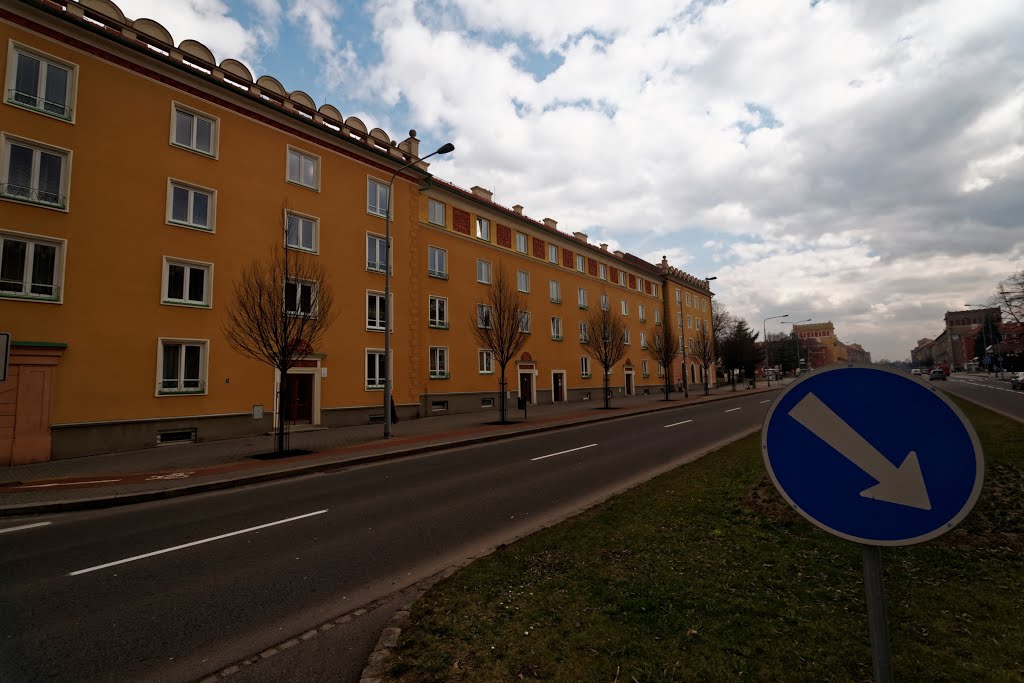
725, 407, 742, 413
14, 479, 122, 489
0, 521, 52, 535
663, 419, 694, 428
760, 400, 771, 404
69, 509, 327, 576
531, 444, 598, 461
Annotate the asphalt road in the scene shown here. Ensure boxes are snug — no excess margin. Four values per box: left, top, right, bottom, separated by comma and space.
941, 373, 1024, 422
0, 390, 780, 683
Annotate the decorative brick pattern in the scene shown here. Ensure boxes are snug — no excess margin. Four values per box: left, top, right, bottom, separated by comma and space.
532, 237, 545, 258
609, 266, 619, 283
563, 249, 574, 268
452, 208, 470, 235
587, 258, 598, 276
628, 274, 637, 290
645, 280, 652, 295
497, 224, 512, 248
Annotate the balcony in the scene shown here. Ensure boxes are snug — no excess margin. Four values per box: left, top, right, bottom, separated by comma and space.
551, 334, 564, 341
7, 89, 73, 120
1, 182, 66, 209
428, 269, 449, 280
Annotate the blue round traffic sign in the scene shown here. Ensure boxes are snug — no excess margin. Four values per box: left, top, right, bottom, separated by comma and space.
762, 364, 984, 546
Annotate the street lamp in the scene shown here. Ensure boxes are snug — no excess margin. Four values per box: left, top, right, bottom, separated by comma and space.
705, 277, 717, 390
965, 304, 991, 374
763, 314, 788, 386
384, 139, 455, 438
782, 318, 811, 375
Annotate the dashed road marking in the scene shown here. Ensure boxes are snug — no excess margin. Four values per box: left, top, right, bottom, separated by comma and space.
0, 521, 52, 535
663, 419, 694, 428
725, 407, 742, 413
531, 444, 598, 461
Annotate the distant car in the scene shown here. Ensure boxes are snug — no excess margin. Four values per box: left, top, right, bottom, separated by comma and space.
911, 369, 922, 376
929, 369, 947, 381
1011, 372, 1024, 390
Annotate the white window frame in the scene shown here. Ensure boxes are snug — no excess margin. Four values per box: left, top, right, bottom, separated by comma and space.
367, 177, 389, 218
428, 245, 448, 279
652, 284, 659, 298
599, 264, 607, 280
621, 300, 629, 316
519, 311, 532, 333
551, 316, 563, 340
579, 321, 589, 343
166, 178, 216, 232
516, 233, 528, 254
581, 355, 591, 378
476, 216, 490, 241
549, 279, 561, 303
642, 360, 649, 377
640, 331, 647, 349
658, 362, 665, 377
477, 303, 493, 328
688, 315, 693, 329
478, 348, 494, 374
367, 232, 387, 273
286, 145, 319, 190
285, 278, 318, 316
428, 295, 449, 328
703, 299, 708, 312
517, 269, 530, 293
170, 102, 218, 157
577, 287, 588, 309
285, 210, 318, 253
429, 346, 449, 379
601, 294, 609, 311
1, 133, 71, 211
677, 312, 683, 328
686, 292, 692, 307
576, 255, 585, 273
618, 272, 627, 286
156, 338, 208, 396
161, 257, 212, 308
548, 244, 558, 264
367, 290, 390, 331
429, 198, 446, 226
0, 229, 66, 303
676, 288, 682, 303
5, 42, 78, 122
636, 278, 644, 293
639, 304, 646, 322
624, 328, 631, 345
654, 308, 661, 325
365, 349, 386, 390
477, 258, 492, 284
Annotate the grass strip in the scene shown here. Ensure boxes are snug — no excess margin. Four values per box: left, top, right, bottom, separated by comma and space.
387, 397, 1024, 682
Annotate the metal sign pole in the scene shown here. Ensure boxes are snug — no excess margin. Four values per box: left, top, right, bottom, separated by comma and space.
861, 545, 893, 683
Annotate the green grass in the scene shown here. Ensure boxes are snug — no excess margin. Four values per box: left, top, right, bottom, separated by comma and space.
386, 397, 1024, 682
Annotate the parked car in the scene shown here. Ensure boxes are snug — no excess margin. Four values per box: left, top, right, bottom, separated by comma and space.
911, 369, 922, 376
1011, 372, 1024, 390
929, 369, 947, 381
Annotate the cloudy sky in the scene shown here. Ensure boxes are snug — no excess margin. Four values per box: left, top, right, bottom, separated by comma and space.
110, 0, 1023, 361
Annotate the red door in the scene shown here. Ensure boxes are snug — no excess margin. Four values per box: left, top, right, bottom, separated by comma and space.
285, 374, 313, 423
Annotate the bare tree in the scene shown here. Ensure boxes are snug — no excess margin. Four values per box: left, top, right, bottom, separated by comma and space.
224, 246, 336, 455
691, 323, 716, 396
582, 296, 628, 409
996, 269, 1024, 325
647, 320, 679, 401
470, 265, 528, 423
711, 299, 736, 363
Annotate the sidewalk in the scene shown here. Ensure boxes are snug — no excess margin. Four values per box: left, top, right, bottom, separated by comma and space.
0, 381, 787, 516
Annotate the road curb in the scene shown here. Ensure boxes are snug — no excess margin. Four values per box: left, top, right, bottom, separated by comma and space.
1, 388, 775, 517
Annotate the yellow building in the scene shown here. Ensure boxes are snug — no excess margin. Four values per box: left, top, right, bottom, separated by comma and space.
0, 0, 714, 464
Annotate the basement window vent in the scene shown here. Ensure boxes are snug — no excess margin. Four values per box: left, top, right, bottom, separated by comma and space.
368, 414, 385, 425
481, 398, 495, 408
431, 400, 449, 412
157, 428, 196, 445
582, 392, 591, 401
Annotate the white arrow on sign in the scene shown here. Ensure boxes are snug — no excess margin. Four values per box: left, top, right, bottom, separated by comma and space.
788, 392, 932, 510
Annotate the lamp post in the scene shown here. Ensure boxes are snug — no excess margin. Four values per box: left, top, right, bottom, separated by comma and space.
782, 318, 811, 376
384, 140, 455, 438
705, 276, 717, 390
965, 304, 990, 374
678, 290, 688, 398
763, 314, 788, 386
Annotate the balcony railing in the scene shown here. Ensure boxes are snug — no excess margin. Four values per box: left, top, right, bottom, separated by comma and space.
366, 261, 387, 273
157, 380, 206, 395
428, 269, 449, 280
552, 334, 564, 341
578, 303, 589, 310
0, 280, 61, 300
428, 321, 450, 329
429, 371, 450, 379
7, 89, 73, 120
1, 182, 66, 209
550, 297, 562, 304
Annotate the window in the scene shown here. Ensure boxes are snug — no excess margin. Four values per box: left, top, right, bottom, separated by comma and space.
688, 315, 693, 329
703, 299, 708, 312
618, 272, 627, 286
642, 360, 649, 377
577, 287, 588, 309
640, 331, 647, 349
581, 356, 591, 378
158, 339, 207, 394
652, 284, 659, 298
516, 233, 528, 253
704, 318, 709, 331
285, 279, 316, 315
286, 211, 317, 252
690, 339, 695, 352
676, 288, 682, 304
477, 303, 493, 328
686, 292, 692, 307
167, 180, 214, 231
677, 312, 683, 328
428, 246, 448, 279
477, 259, 492, 284
519, 311, 532, 333
7, 44, 76, 120
621, 300, 629, 316
548, 244, 558, 264
655, 309, 661, 324
429, 295, 448, 328
287, 147, 319, 189
478, 349, 494, 374
367, 233, 387, 272
429, 199, 445, 226
172, 103, 217, 156
367, 291, 387, 330
639, 304, 646, 322
162, 258, 210, 307
0, 231, 63, 301
2, 136, 69, 208
601, 294, 609, 311
549, 279, 561, 303
367, 178, 388, 217
366, 350, 386, 389
429, 346, 449, 378
476, 217, 490, 240
599, 264, 607, 280
551, 316, 563, 340
658, 363, 665, 377
517, 270, 530, 293
680, 337, 686, 352
579, 321, 589, 342
624, 328, 631, 345
576, 255, 585, 272
636, 278, 644, 292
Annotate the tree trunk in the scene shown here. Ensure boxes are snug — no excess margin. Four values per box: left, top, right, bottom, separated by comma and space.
499, 368, 506, 424
603, 372, 610, 409
663, 375, 671, 401
276, 366, 288, 454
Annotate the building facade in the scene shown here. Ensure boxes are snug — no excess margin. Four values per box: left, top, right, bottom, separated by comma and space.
0, 0, 714, 464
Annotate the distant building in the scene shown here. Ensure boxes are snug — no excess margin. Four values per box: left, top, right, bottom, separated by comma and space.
942, 308, 1001, 370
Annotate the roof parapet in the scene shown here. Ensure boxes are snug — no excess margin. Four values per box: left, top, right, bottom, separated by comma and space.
471, 186, 493, 202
